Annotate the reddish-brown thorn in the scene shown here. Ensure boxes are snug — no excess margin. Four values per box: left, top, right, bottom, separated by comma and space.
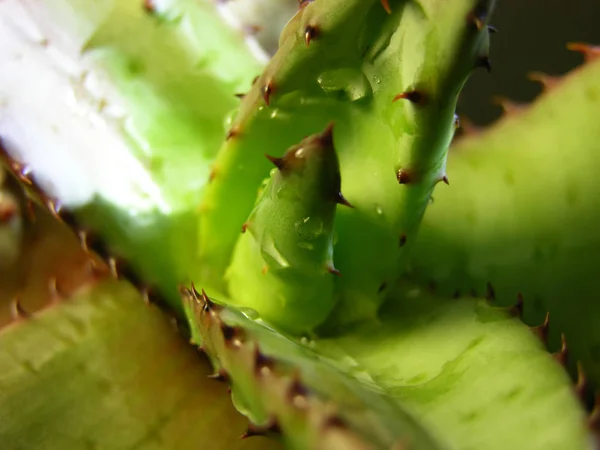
553, 333, 568, 366
226, 128, 240, 140
567, 42, 600, 62
254, 345, 275, 376
328, 266, 342, 277
335, 192, 353, 208
207, 368, 229, 383
322, 415, 347, 430
244, 25, 262, 36
240, 419, 280, 439
441, 175, 450, 185
380, 0, 391, 14
208, 168, 218, 183
492, 96, 524, 115
305, 26, 317, 46
468, 12, 485, 31
393, 90, 427, 105
396, 168, 412, 185
527, 71, 561, 91
10, 298, 29, 320
234, 93, 246, 99
265, 154, 286, 171
531, 312, 550, 345
575, 362, 588, 401
399, 234, 407, 248
0, 199, 17, 223
263, 82, 273, 106
509, 293, 524, 318
143, 0, 155, 12
485, 282, 495, 302
200, 288, 216, 313
241, 223, 249, 233
288, 373, 310, 409
261, 265, 269, 275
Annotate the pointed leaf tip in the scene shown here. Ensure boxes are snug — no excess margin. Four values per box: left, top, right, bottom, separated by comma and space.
380, 0, 391, 14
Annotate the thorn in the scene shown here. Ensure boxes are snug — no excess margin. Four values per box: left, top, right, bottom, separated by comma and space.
575, 362, 588, 401
392, 90, 427, 105
10, 298, 30, 320
207, 368, 229, 382
531, 312, 550, 345
261, 265, 269, 275
322, 415, 346, 430
244, 25, 262, 36
566, 42, 600, 62
318, 122, 335, 148
263, 82, 273, 106
143, 0, 155, 13
509, 293, 524, 318
240, 419, 280, 439
399, 234, 407, 248
527, 71, 561, 91
221, 323, 243, 348
327, 266, 342, 276
208, 167, 218, 183
265, 154, 286, 171
200, 288, 215, 313
287, 371, 310, 409
254, 345, 275, 376
335, 192, 353, 208
441, 175, 450, 185
241, 223, 249, 233
453, 114, 460, 130
396, 168, 413, 185
234, 93, 246, 99
380, 0, 391, 14
475, 56, 492, 73
226, 128, 240, 140
488, 25, 498, 33
553, 333, 568, 366
485, 282, 495, 301
251, 75, 260, 86
304, 26, 317, 46
492, 96, 524, 115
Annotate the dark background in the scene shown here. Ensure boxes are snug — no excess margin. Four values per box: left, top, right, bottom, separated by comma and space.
459, 0, 600, 125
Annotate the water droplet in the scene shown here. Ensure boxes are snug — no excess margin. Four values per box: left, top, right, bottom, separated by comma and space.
223, 108, 238, 128
270, 109, 279, 119
373, 76, 381, 85
294, 216, 324, 241
317, 68, 372, 102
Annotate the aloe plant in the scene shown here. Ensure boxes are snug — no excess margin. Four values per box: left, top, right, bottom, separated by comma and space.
0, 0, 598, 449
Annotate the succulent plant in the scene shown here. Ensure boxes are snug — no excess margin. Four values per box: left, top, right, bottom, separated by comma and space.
0, 0, 599, 449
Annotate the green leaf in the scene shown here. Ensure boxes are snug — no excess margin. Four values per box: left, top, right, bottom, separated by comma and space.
186, 282, 590, 449
0, 279, 281, 450
408, 46, 600, 385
